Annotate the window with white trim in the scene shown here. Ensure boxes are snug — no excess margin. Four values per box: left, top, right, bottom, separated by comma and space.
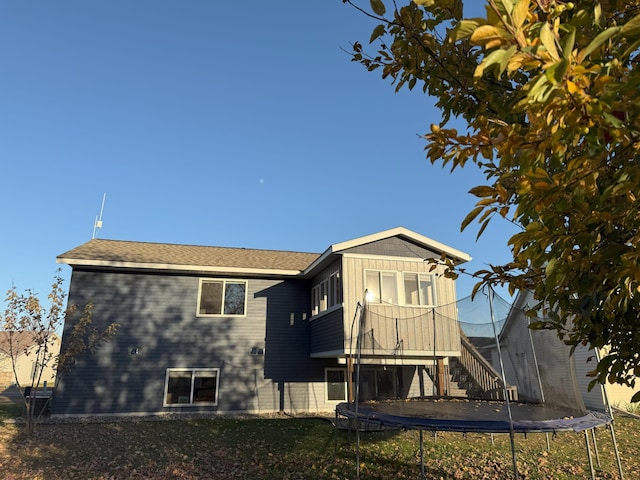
311, 272, 342, 316
164, 368, 219, 406
325, 368, 347, 402
403, 272, 436, 306
365, 270, 399, 305
197, 279, 247, 316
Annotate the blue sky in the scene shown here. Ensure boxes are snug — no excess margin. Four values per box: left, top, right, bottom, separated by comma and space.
0, 1, 517, 304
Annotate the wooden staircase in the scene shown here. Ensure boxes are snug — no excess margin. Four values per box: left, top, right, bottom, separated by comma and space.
448, 335, 517, 401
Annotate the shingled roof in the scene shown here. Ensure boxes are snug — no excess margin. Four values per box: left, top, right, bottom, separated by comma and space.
57, 239, 321, 275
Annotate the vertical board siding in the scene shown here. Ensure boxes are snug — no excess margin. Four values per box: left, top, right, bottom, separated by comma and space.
52, 269, 340, 416
342, 253, 461, 356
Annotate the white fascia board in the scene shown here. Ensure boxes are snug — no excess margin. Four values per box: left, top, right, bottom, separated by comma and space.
56, 257, 303, 277
304, 227, 471, 275
332, 227, 471, 262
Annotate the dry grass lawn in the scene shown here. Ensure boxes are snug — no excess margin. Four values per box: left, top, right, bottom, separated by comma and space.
0, 413, 639, 479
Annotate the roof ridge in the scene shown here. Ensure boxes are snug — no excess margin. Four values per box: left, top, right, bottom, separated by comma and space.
89, 238, 319, 255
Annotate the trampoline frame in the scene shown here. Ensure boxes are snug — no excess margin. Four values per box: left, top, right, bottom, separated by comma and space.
334, 399, 620, 480
335, 399, 613, 434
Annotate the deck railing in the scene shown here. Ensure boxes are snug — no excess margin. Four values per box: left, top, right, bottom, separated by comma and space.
456, 335, 517, 401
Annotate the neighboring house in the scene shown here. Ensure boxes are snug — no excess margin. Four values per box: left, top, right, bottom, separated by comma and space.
0, 331, 61, 388
51, 227, 474, 417
485, 289, 640, 412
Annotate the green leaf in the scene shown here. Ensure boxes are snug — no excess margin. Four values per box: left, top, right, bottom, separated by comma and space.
452, 19, 480, 41
370, 0, 386, 16
475, 48, 508, 78
577, 26, 621, 63
500, 45, 518, 75
461, 206, 484, 231
527, 73, 552, 102
499, 0, 513, 15
369, 24, 386, 43
545, 257, 557, 278
603, 111, 624, 128
562, 26, 576, 60
540, 22, 560, 61
545, 58, 568, 85
621, 13, 640, 35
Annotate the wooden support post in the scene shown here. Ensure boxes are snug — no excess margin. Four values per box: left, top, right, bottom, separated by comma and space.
436, 358, 446, 396
347, 357, 355, 402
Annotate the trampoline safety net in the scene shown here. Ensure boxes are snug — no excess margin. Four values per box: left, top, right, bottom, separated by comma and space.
337, 288, 612, 434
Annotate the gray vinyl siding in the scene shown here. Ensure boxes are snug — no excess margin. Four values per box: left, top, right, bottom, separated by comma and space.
573, 346, 607, 411
310, 259, 341, 286
52, 268, 337, 417
341, 236, 440, 260
310, 308, 345, 355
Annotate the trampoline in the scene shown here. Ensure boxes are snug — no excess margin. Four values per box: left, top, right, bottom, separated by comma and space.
336, 398, 612, 434
335, 288, 624, 480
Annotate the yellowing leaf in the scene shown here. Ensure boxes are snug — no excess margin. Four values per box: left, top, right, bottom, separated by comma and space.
453, 19, 480, 41
470, 25, 505, 46
566, 80, 579, 93
620, 13, 640, 35
540, 23, 560, 61
512, 0, 530, 29
468, 185, 496, 197
413, 0, 435, 6
461, 206, 484, 231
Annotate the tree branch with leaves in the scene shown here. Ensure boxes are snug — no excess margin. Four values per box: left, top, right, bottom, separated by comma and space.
345, 0, 640, 398
1, 272, 118, 433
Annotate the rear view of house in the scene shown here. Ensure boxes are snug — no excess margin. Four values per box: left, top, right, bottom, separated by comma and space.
51, 227, 471, 417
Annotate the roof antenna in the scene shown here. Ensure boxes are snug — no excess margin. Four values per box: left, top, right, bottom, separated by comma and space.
92, 193, 106, 239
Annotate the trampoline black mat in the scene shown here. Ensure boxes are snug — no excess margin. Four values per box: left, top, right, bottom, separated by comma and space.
336, 399, 612, 433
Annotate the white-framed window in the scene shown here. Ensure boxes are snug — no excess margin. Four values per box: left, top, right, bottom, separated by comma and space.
403, 272, 436, 306
163, 368, 220, 406
365, 270, 399, 305
197, 279, 247, 316
311, 272, 342, 316
325, 368, 347, 402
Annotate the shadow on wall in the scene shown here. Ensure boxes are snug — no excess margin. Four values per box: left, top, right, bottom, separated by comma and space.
257, 280, 329, 412
53, 272, 332, 416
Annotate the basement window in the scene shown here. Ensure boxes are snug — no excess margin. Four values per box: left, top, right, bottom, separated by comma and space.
163, 368, 219, 406
325, 368, 347, 402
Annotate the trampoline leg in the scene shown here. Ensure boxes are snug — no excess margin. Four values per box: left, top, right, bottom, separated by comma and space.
508, 430, 519, 480
584, 430, 596, 480
545, 432, 550, 452
334, 410, 338, 460
419, 429, 425, 480
590, 428, 601, 468
608, 423, 624, 480
356, 420, 361, 480
490, 433, 495, 446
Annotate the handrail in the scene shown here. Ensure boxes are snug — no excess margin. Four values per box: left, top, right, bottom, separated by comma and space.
457, 335, 516, 400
